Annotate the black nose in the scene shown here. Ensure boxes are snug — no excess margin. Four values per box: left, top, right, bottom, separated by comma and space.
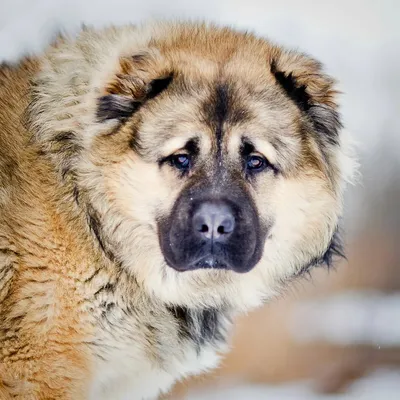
193, 201, 235, 241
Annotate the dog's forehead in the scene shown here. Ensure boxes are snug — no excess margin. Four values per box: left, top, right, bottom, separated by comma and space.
137, 75, 300, 157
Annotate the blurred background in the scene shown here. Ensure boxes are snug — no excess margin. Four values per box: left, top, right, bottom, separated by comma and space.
1, 0, 399, 398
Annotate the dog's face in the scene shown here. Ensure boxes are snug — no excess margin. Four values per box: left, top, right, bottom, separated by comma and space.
32, 23, 354, 310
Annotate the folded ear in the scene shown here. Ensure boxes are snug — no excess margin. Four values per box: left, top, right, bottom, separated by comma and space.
97, 52, 173, 123
270, 49, 341, 145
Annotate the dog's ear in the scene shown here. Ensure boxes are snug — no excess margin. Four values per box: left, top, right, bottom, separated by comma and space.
270, 49, 341, 145
97, 52, 173, 123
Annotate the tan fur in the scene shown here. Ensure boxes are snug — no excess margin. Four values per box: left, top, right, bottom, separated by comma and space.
0, 22, 355, 399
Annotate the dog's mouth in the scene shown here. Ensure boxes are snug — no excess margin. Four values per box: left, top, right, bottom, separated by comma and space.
192, 255, 229, 270
164, 253, 230, 272
164, 251, 258, 274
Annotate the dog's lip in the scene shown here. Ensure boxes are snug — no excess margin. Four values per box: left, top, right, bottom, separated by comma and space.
165, 254, 230, 272
192, 255, 228, 269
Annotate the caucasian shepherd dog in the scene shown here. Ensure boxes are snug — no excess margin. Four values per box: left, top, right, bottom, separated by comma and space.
0, 21, 355, 399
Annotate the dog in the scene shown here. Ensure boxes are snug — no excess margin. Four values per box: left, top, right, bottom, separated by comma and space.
0, 21, 355, 399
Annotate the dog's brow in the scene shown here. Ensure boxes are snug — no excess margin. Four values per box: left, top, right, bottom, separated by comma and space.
159, 134, 204, 158
160, 136, 194, 156
249, 138, 278, 165
227, 132, 278, 165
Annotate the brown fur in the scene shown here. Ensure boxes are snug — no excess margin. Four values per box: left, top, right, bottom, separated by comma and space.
0, 22, 355, 399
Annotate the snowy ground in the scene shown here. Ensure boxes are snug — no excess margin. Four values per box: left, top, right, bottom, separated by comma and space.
291, 291, 400, 347
188, 291, 400, 399
188, 369, 400, 400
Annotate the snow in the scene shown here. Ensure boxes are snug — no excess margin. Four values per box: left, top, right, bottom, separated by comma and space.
188, 290, 400, 399
188, 369, 400, 399
291, 291, 400, 347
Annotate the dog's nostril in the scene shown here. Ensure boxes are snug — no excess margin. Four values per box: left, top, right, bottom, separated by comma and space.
193, 201, 235, 241
200, 224, 209, 233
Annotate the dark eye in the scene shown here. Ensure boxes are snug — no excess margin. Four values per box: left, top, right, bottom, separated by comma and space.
171, 154, 191, 170
246, 155, 267, 172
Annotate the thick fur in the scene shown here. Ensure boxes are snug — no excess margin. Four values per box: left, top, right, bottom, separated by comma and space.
0, 21, 355, 399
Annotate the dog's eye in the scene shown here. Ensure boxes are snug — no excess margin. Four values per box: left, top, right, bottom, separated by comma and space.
246, 155, 267, 172
171, 154, 191, 170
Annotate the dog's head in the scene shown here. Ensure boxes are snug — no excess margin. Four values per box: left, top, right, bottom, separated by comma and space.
31, 22, 355, 310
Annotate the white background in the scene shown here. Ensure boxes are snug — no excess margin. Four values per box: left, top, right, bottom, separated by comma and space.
1, 1, 399, 398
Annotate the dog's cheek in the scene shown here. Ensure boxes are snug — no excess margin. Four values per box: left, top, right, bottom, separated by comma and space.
252, 173, 279, 226
102, 154, 181, 224
262, 176, 339, 276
